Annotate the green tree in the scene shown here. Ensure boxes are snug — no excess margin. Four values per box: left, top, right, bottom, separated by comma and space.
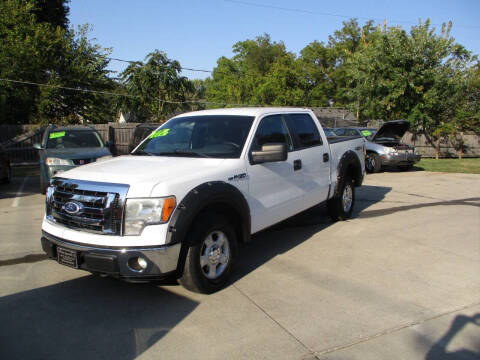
30, 0, 70, 29
36, 25, 116, 124
0, 0, 114, 124
447, 62, 480, 158
342, 20, 473, 158
206, 34, 304, 106
116, 50, 193, 122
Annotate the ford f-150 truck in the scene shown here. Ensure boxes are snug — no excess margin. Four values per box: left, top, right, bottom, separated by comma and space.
41, 108, 365, 293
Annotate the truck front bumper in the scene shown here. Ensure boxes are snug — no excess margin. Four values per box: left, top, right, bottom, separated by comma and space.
41, 231, 181, 280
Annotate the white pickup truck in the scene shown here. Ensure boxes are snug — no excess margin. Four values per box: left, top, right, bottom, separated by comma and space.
41, 108, 365, 293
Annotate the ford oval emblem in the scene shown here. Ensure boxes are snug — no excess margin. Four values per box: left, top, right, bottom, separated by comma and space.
63, 201, 83, 215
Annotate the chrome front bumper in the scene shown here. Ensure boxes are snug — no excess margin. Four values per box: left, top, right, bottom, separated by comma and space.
382, 152, 421, 166
41, 231, 181, 279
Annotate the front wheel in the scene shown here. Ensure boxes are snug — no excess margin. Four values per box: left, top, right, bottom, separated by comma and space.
365, 153, 381, 173
327, 176, 355, 221
179, 213, 237, 294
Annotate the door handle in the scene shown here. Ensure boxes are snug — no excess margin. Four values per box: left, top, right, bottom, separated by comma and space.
293, 159, 302, 171
323, 153, 329, 162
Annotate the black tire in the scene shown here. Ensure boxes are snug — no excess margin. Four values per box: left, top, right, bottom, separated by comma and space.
40, 175, 47, 194
179, 212, 237, 294
2, 165, 11, 184
365, 153, 381, 173
398, 164, 413, 171
327, 175, 355, 221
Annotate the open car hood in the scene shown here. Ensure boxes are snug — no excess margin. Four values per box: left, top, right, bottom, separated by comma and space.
371, 120, 410, 142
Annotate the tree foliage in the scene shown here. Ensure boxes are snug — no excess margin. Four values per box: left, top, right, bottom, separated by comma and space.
0, 0, 114, 124
115, 50, 194, 122
205, 21, 479, 158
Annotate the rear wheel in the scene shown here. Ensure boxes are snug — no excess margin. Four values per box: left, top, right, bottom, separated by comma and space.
327, 176, 355, 221
365, 153, 381, 173
179, 213, 237, 294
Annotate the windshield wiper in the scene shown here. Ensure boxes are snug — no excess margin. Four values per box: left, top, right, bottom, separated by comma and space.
157, 150, 211, 158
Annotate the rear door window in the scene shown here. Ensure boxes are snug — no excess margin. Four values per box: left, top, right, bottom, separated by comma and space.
285, 113, 322, 150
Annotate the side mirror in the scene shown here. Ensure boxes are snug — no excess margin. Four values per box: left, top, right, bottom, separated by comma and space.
251, 143, 287, 164
105, 140, 113, 148
33, 143, 42, 150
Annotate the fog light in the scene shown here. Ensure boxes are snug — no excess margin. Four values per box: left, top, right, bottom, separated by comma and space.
127, 256, 148, 272
137, 257, 147, 270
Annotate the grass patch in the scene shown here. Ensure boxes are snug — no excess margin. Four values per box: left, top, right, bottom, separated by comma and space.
415, 158, 480, 174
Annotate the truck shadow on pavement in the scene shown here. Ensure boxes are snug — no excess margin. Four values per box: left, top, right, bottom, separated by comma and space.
232, 185, 392, 282
0, 276, 198, 360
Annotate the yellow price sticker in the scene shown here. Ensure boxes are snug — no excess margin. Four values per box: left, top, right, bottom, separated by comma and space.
149, 129, 170, 138
361, 130, 372, 137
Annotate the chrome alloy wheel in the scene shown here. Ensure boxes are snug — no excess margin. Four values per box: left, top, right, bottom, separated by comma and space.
342, 183, 353, 213
200, 230, 230, 280
366, 154, 374, 172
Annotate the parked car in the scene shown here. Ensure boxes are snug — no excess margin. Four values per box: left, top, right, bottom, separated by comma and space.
0, 145, 11, 184
323, 127, 338, 138
334, 120, 421, 173
34, 125, 112, 193
40, 108, 366, 293
128, 123, 159, 152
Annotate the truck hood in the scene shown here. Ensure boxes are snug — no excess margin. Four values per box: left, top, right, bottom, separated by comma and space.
371, 120, 410, 142
43, 147, 111, 159
58, 155, 225, 197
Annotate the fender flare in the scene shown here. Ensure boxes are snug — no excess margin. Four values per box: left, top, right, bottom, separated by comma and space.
333, 150, 364, 197
166, 181, 251, 275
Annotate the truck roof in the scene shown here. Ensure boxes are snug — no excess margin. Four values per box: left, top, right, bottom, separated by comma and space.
173, 107, 312, 118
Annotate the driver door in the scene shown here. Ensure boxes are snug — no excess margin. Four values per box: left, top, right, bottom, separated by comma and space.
246, 114, 306, 233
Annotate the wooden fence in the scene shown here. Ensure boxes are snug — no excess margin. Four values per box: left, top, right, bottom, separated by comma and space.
1, 122, 479, 165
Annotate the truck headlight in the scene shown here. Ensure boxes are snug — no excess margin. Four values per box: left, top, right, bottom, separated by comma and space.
45, 157, 73, 166
124, 196, 176, 236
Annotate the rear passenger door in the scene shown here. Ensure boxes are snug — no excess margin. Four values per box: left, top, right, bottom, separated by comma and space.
284, 113, 331, 210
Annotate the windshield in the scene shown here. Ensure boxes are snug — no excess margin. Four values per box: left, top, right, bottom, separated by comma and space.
133, 115, 255, 158
46, 129, 104, 149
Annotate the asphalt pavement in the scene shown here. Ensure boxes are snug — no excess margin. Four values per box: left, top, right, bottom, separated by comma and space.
0, 169, 479, 359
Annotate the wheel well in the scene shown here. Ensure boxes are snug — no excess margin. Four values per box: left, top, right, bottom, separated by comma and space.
196, 202, 247, 244
345, 163, 362, 187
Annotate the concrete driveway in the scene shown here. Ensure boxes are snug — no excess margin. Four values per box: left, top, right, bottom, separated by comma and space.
0, 170, 479, 359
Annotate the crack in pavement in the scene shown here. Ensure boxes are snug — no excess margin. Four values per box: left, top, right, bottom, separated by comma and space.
232, 283, 480, 360
232, 284, 316, 357
314, 302, 480, 358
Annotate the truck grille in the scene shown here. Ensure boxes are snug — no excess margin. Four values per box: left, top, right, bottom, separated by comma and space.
46, 178, 129, 235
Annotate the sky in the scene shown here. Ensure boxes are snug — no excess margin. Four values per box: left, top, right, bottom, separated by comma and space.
68, 0, 480, 80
